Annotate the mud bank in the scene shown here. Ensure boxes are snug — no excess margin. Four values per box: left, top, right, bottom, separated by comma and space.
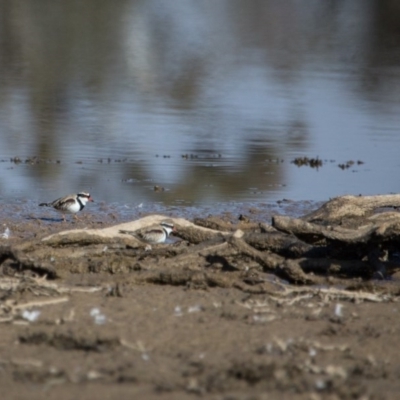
0, 198, 399, 399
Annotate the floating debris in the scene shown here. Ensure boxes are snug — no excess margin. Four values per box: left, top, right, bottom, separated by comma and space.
338, 160, 364, 170
9, 156, 61, 164
181, 153, 221, 159
182, 154, 199, 159
292, 157, 323, 168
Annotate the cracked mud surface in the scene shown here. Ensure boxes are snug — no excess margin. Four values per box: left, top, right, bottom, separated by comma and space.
0, 200, 399, 400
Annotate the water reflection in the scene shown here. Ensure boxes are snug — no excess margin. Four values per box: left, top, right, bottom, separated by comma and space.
0, 1, 400, 205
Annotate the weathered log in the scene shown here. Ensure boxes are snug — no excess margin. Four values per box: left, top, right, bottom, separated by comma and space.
227, 233, 320, 283
295, 257, 371, 277
193, 217, 235, 231
193, 217, 260, 232
275, 259, 322, 284
226, 232, 372, 282
173, 225, 225, 244
243, 231, 327, 258
272, 215, 375, 243
227, 231, 282, 272
302, 194, 400, 225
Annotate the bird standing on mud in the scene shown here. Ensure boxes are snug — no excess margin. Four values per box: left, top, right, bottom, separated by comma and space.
119, 220, 176, 244
39, 192, 94, 221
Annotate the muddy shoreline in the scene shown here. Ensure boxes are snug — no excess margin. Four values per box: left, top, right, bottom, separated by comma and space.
0, 200, 399, 399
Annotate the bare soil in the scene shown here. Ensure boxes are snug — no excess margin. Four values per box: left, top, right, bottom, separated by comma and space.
0, 203, 399, 400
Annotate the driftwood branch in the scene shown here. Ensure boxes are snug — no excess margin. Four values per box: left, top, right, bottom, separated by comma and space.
272, 215, 375, 243
1, 195, 400, 288
302, 194, 400, 224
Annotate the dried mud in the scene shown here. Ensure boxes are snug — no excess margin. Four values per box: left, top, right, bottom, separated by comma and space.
0, 201, 399, 400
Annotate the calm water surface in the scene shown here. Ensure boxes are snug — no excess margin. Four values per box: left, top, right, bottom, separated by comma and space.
1, 1, 400, 208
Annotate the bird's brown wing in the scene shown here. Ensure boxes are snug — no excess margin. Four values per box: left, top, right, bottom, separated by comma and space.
52, 196, 76, 210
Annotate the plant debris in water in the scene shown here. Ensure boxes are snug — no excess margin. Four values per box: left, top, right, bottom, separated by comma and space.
292, 157, 323, 168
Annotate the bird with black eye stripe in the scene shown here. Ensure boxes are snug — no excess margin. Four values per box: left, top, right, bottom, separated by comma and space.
39, 192, 94, 221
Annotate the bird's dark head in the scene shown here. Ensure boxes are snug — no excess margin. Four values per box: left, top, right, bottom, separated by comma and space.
78, 192, 94, 202
161, 220, 175, 234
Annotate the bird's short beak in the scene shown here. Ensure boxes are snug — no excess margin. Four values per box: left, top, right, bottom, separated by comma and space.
89, 197, 94, 202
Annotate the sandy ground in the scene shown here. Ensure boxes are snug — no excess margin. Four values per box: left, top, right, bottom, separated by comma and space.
0, 202, 399, 400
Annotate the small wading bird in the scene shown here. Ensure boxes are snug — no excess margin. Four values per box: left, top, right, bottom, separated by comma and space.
119, 219, 176, 245
39, 192, 94, 221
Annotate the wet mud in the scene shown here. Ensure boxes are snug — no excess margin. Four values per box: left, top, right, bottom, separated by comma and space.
0, 199, 399, 400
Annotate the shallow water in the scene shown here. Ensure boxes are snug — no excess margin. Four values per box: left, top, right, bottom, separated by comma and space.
0, 196, 320, 228
1, 1, 400, 207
